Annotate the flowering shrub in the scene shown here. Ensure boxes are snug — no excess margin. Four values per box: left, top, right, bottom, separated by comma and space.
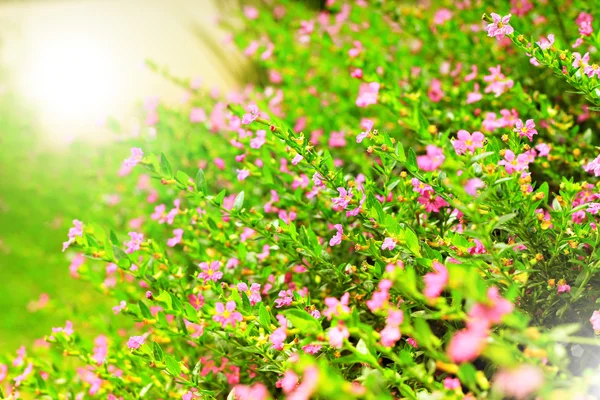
3, 1, 600, 399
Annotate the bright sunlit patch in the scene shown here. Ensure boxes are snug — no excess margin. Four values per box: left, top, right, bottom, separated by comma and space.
18, 36, 118, 141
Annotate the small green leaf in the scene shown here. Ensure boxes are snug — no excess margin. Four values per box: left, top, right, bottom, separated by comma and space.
176, 170, 190, 186
258, 303, 271, 328
403, 227, 421, 256
233, 191, 245, 211
406, 148, 418, 172
284, 309, 321, 332
160, 153, 173, 178
195, 168, 208, 194
165, 356, 181, 377
139, 301, 152, 319
153, 342, 164, 362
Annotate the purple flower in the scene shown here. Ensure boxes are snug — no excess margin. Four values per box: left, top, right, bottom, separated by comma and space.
381, 237, 396, 251
125, 232, 144, 254
241, 104, 259, 124
124, 148, 144, 167
332, 187, 353, 209
329, 224, 343, 247
515, 119, 538, 141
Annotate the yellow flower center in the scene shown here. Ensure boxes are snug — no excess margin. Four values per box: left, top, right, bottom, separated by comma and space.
498, 22, 504, 28
466, 139, 473, 146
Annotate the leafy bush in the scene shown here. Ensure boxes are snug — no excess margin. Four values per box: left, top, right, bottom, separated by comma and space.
3, 0, 600, 399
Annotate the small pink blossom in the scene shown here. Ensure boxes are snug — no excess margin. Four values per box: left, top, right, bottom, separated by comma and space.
417, 145, 445, 171
112, 300, 126, 315
498, 150, 529, 174
515, 119, 538, 141
465, 178, 485, 196
590, 310, 600, 334
381, 237, 396, 251
127, 335, 145, 350
356, 82, 380, 107
452, 130, 484, 155
324, 292, 350, 319
198, 261, 223, 283
356, 119, 373, 143
62, 219, 84, 251
125, 232, 144, 254
557, 283, 571, 294
237, 169, 250, 181
485, 13, 514, 40
469, 287, 514, 325
328, 324, 349, 348
213, 301, 243, 328
291, 154, 304, 165
493, 365, 544, 399
167, 228, 184, 247
584, 155, 600, 177
444, 377, 461, 390
237, 282, 262, 306
536, 34, 555, 50
250, 130, 266, 149
423, 261, 448, 300
241, 104, 259, 124
124, 148, 143, 167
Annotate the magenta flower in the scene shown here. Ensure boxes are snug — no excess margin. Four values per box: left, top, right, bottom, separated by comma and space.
447, 319, 489, 363
124, 147, 143, 167
112, 300, 126, 315
198, 261, 223, 283
427, 78, 444, 102
241, 104, 259, 124
62, 219, 84, 252
584, 155, 600, 177
250, 130, 266, 149
328, 324, 349, 348
485, 13, 514, 40
328, 224, 343, 247
452, 130, 484, 155
356, 119, 373, 143
124, 232, 144, 254
213, 301, 243, 328
590, 310, 600, 334
381, 237, 396, 251
127, 335, 145, 350
167, 228, 184, 247
536, 34, 554, 50
332, 187, 353, 210
423, 261, 448, 300
237, 282, 262, 306
469, 287, 514, 325
417, 145, 445, 171
444, 377, 461, 390
557, 283, 571, 294
237, 169, 250, 181
355, 82, 380, 107
417, 192, 448, 213
572, 52, 590, 69
515, 119, 538, 141
464, 178, 485, 196
324, 292, 350, 319
498, 150, 529, 174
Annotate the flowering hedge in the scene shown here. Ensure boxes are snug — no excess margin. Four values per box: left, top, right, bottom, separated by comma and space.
3, 0, 600, 399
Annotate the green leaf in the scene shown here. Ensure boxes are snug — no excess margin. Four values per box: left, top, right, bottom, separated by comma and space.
140, 383, 153, 397
152, 342, 164, 362
165, 356, 181, 377
176, 170, 190, 186
160, 153, 173, 178
403, 227, 421, 256
284, 309, 321, 332
548, 323, 581, 341
233, 191, 245, 211
406, 148, 418, 172
258, 303, 271, 328
195, 168, 208, 194
139, 301, 152, 319
458, 363, 478, 390
214, 189, 227, 206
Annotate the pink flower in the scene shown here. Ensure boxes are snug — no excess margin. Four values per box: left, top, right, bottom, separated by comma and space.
356, 82, 380, 107
557, 283, 571, 294
241, 104, 259, 124
270, 326, 287, 350
127, 335, 145, 350
198, 261, 223, 283
328, 324, 349, 348
468, 238, 487, 254
189, 293, 205, 310
62, 219, 84, 251
356, 119, 373, 143
585, 64, 600, 78
324, 293, 350, 319
444, 377, 461, 390
380, 309, 403, 347
465, 178, 485, 196
237, 282, 262, 306
302, 344, 322, 354
498, 150, 529, 174
483, 65, 514, 97
417, 191, 448, 213
291, 154, 304, 165
381, 237, 396, 251
469, 287, 514, 325
13, 362, 33, 387
237, 169, 250, 181
447, 320, 489, 363
423, 261, 448, 300
452, 130, 484, 155
433, 8, 452, 25
167, 228, 184, 247
366, 280, 392, 312
329, 224, 343, 247
332, 187, 353, 209
493, 365, 544, 399
485, 13, 514, 40
515, 119, 537, 141
280, 370, 299, 394
112, 300, 126, 315
190, 108, 206, 123
232, 383, 270, 400
417, 145, 445, 171
213, 301, 243, 328
590, 310, 600, 334
92, 335, 108, 365
584, 155, 600, 177
243, 6, 259, 20
125, 232, 144, 254
124, 148, 143, 167
535, 143, 550, 157
250, 130, 266, 149
427, 78, 444, 103
274, 290, 293, 308
52, 320, 74, 336
536, 34, 554, 50
466, 83, 483, 104
572, 52, 590, 69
